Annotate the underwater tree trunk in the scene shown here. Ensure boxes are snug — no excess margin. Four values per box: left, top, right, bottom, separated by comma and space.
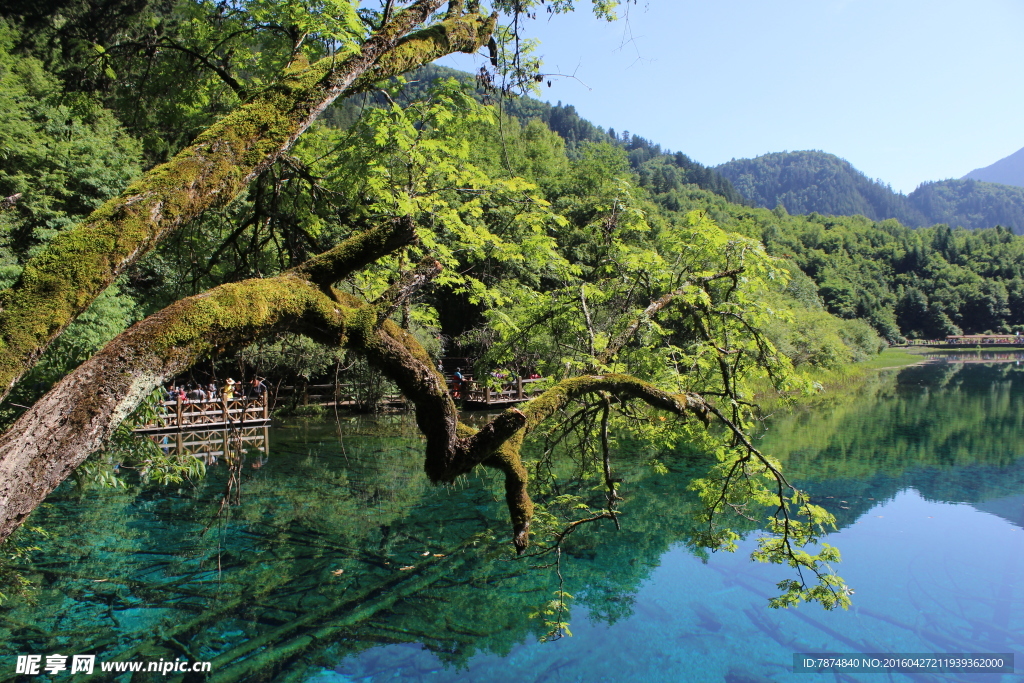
0, 1, 496, 402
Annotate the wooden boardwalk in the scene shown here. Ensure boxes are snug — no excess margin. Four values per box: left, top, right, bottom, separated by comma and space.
134, 396, 270, 433
276, 376, 549, 410
455, 377, 547, 408
922, 351, 1024, 363
136, 372, 550, 430
906, 334, 1024, 347
275, 382, 407, 410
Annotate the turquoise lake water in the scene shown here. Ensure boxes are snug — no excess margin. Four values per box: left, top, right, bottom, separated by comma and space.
1, 360, 1022, 682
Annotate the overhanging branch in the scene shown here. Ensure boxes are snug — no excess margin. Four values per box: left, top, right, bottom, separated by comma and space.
372, 257, 444, 326
598, 269, 742, 366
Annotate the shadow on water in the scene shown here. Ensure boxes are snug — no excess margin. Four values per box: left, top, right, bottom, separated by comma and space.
1, 364, 1022, 682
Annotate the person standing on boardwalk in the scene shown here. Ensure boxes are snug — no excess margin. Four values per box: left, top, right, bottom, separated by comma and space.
249, 377, 267, 399
222, 378, 236, 400
452, 368, 464, 399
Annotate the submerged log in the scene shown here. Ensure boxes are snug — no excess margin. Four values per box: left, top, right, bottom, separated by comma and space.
204, 549, 472, 682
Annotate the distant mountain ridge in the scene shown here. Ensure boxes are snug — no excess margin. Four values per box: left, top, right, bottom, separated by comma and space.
715, 151, 927, 225
963, 145, 1024, 187
715, 150, 1024, 234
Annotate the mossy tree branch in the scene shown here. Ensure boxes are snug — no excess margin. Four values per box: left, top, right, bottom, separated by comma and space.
0, 274, 347, 543
481, 374, 712, 552
596, 268, 743, 367
372, 257, 445, 325
0, 2, 497, 402
0, 271, 714, 553
0, 210, 525, 546
291, 215, 418, 293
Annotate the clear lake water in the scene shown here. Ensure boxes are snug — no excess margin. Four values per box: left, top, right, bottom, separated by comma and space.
1, 360, 1022, 682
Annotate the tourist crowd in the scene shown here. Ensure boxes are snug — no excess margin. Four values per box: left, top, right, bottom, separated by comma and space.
164, 377, 267, 403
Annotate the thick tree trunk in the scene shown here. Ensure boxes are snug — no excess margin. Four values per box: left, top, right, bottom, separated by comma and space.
0, 248, 712, 550
0, 214, 521, 544
0, 205, 714, 550
0, 2, 496, 401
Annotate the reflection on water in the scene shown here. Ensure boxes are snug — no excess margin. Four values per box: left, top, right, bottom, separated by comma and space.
921, 350, 1024, 364
149, 426, 270, 467
1, 364, 1022, 682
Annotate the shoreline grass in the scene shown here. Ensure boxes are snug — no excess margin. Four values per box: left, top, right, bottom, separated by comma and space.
753, 348, 924, 414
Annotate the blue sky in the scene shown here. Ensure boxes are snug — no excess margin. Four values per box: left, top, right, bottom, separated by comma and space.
441, 0, 1024, 194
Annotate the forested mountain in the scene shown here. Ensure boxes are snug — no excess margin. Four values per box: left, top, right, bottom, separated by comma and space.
964, 145, 1024, 187
909, 179, 1024, 232
644, 184, 1024, 341
715, 151, 926, 226
716, 150, 1024, 234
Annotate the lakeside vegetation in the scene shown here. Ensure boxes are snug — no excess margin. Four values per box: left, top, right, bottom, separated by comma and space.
393, 67, 1024, 347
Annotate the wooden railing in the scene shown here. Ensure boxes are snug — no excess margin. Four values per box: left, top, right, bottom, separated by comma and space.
274, 382, 406, 409
905, 337, 1024, 346
136, 395, 270, 432
458, 377, 547, 405
921, 351, 1024, 363
141, 374, 548, 426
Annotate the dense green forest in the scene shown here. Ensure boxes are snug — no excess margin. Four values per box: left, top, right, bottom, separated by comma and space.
0, 18, 889, 410
386, 71, 1024, 342
644, 187, 1024, 341
348, 63, 749, 205
1, 0, 1021, 408
716, 150, 1024, 234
